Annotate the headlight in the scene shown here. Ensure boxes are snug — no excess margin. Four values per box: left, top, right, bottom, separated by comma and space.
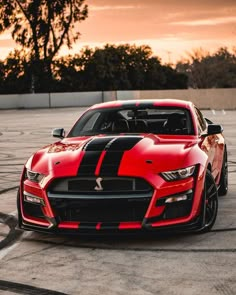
26, 169, 45, 183
160, 165, 195, 181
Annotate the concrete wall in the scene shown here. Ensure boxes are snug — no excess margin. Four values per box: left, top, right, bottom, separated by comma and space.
49, 91, 102, 108
0, 93, 50, 109
0, 88, 236, 110
117, 88, 236, 109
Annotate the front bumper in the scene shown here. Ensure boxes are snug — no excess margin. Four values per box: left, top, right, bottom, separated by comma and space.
19, 215, 202, 235
19, 168, 204, 234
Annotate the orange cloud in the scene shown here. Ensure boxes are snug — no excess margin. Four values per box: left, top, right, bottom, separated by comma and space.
0, 0, 236, 62
171, 16, 236, 26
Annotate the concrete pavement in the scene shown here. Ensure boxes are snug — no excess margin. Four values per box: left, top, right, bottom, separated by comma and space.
0, 108, 236, 295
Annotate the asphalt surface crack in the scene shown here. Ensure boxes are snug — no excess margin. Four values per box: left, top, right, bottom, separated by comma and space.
0, 212, 22, 250
0, 280, 69, 295
0, 186, 19, 195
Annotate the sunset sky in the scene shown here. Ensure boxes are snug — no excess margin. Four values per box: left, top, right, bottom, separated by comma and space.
0, 0, 236, 63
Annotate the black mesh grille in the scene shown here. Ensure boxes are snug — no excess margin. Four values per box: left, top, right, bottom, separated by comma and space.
48, 197, 151, 222
47, 177, 153, 223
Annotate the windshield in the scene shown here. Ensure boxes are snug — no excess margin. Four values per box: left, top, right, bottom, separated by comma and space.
67, 107, 194, 137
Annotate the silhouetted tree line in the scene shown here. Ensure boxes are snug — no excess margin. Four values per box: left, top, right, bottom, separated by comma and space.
176, 47, 236, 88
1, 45, 236, 94
0, 44, 188, 93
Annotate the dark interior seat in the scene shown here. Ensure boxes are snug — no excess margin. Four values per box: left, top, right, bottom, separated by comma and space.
163, 113, 185, 133
129, 119, 148, 133
135, 119, 148, 133
112, 119, 129, 133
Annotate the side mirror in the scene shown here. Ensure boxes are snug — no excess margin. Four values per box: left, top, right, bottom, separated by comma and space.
52, 128, 65, 139
207, 124, 223, 135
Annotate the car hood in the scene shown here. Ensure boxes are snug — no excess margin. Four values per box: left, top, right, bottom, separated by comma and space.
28, 134, 200, 177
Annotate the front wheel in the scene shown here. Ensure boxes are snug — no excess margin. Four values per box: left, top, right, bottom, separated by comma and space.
199, 170, 218, 233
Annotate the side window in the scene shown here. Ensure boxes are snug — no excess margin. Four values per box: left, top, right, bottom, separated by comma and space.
68, 111, 102, 136
194, 107, 206, 133
81, 112, 101, 132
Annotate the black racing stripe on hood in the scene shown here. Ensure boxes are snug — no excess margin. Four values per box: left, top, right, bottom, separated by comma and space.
78, 136, 142, 176
78, 137, 115, 176
83, 137, 115, 151
100, 136, 142, 176
107, 136, 142, 151
100, 151, 124, 176
77, 151, 101, 176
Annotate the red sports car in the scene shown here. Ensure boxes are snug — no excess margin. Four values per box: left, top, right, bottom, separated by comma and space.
17, 99, 228, 234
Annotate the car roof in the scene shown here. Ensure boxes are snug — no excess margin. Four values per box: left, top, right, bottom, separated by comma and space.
89, 99, 194, 110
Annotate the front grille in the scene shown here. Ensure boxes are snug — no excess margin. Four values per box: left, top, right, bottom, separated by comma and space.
48, 177, 152, 194
47, 177, 153, 223
48, 197, 151, 222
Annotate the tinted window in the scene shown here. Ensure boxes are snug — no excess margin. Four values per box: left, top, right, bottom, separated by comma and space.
68, 107, 194, 137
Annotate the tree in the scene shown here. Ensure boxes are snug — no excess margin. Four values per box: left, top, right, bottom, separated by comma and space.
54, 48, 94, 91
176, 47, 236, 88
0, 50, 31, 94
0, 43, 188, 93
82, 44, 133, 91
0, 0, 88, 92
55, 44, 188, 91
0, 60, 4, 91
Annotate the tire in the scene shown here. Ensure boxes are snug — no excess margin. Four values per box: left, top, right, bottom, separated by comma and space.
199, 170, 218, 233
218, 148, 228, 196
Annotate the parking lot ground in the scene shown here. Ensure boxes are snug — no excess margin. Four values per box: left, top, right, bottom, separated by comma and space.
0, 108, 236, 295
